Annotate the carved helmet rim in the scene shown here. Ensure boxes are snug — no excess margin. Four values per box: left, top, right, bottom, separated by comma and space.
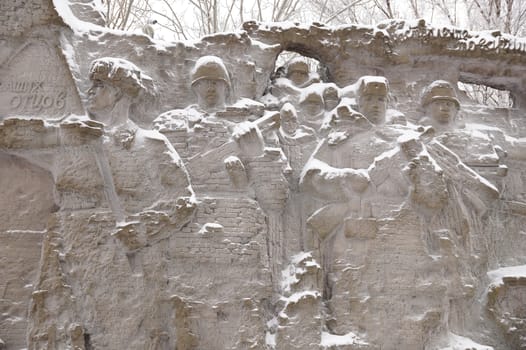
357, 76, 389, 97
421, 80, 460, 108
286, 59, 309, 75
323, 84, 340, 99
89, 57, 153, 98
190, 56, 231, 88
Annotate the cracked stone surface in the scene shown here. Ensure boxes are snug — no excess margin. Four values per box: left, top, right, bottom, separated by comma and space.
1, 1, 526, 349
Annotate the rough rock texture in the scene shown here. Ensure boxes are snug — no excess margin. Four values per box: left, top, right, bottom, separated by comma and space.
1, 1, 526, 349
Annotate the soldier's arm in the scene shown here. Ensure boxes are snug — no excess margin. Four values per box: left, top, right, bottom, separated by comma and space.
300, 156, 370, 200
141, 132, 197, 224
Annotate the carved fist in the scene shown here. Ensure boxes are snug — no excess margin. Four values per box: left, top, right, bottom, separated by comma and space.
232, 121, 265, 157
406, 155, 448, 210
224, 155, 249, 188
343, 169, 370, 193
112, 221, 145, 250
174, 196, 197, 225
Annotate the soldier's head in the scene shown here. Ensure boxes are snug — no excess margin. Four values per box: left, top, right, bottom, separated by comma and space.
286, 58, 310, 86
280, 102, 299, 134
87, 58, 153, 123
421, 80, 460, 125
299, 88, 324, 122
323, 84, 341, 111
191, 56, 231, 112
357, 76, 389, 125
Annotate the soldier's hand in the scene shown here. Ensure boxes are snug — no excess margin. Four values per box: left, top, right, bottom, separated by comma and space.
233, 121, 264, 157
342, 168, 370, 193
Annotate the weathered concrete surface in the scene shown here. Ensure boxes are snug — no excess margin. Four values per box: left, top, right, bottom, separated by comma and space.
1, 1, 526, 349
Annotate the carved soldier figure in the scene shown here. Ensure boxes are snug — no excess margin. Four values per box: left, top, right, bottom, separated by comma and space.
299, 76, 427, 340
264, 57, 320, 107
299, 76, 502, 345
87, 57, 157, 126
287, 58, 321, 88
154, 55, 264, 160
298, 87, 325, 130
301, 76, 411, 226
153, 55, 232, 132
322, 83, 341, 111
153, 55, 232, 124
278, 102, 316, 185
279, 102, 316, 144
190, 55, 230, 113
419, 80, 507, 191
86, 57, 196, 228
419, 80, 460, 131
356, 76, 389, 125
20, 58, 197, 350
286, 58, 311, 87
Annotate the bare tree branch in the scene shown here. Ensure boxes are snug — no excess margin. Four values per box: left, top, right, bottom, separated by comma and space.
324, 0, 364, 23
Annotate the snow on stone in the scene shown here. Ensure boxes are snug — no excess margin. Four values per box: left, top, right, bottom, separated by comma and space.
281, 252, 308, 293
300, 83, 338, 100
419, 147, 444, 173
368, 146, 400, 172
290, 251, 313, 265
504, 134, 526, 145
232, 98, 265, 109
464, 123, 503, 133
320, 331, 368, 347
191, 55, 228, 77
372, 145, 399, 163
464, 162, 499, 193
431, 141, 499, 193
59, 34, 81, 85
53, 0, 191, 48
302, 157, 370, 183
198, 222, 224, 234
258, 21, 314, 31
265, 317, 279, 348
396, 127, 424, 143
441, 332, 494, 350
231, 121, 256, 139
487, 264, 526, 286
280, 290, 320, 305
359, 75, 389, 86
135, 128, 167, 143
53, 0, 105, 34
327, 131, 349, 145
265, 331, 276, 348
340, 82, 360, 98
250, 39, 280, 51
223, 155, 239, 164
91, 57, 154, 92
463, 127, 493, 142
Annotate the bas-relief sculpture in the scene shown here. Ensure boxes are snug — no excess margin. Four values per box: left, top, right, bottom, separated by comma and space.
2, 2, 526, 349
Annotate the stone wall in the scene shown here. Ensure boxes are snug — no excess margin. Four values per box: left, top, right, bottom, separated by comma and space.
1, 1, 526, 349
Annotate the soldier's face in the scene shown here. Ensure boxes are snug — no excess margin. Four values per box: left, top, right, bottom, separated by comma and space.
359, 94, 387, 124
288, 71, 308, 86
87, 79, 120, 111
194, 79, 227, 109
427, 99, 458, 124
301, 98, 323, 120
324, 95, 340, 111
281, 109, 299, 133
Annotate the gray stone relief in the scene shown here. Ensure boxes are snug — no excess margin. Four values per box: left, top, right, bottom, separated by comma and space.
1, 1, 526, 349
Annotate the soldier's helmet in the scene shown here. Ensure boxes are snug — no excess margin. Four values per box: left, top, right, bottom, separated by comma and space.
191, 56, 231, 88
89, 57, 154, 97
286, 59, 309, 76
357, 76, 389, 98
421, 80, 460, 108
299, 89, 324, 106
323, 85, 340, 100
